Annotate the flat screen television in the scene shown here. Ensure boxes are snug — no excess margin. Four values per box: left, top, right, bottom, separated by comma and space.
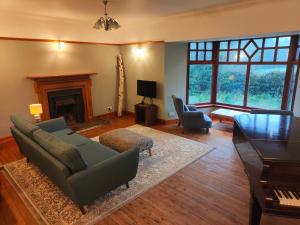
137, 80, 157, 98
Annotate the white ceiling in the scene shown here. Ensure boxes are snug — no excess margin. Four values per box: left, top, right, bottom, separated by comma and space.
0, 0, 248, 23
0, 0, 299, 43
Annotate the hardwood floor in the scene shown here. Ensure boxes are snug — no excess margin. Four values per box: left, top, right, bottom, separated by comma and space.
0, 115, 299, 225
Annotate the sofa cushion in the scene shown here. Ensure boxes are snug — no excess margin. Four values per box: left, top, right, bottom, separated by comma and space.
10, 114, 39, 138
76, 141, 118, 166
33, 129, 87, 173
51, 129, 90, 146
37, 117, 68, 133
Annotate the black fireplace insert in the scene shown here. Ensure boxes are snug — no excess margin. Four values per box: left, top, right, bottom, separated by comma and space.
47, 88, 85, 123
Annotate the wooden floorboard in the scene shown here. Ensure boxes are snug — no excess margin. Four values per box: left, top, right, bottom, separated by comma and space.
0, 115, 299, 225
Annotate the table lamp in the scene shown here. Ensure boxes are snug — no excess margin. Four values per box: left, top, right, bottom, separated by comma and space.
29, 104, 43, 123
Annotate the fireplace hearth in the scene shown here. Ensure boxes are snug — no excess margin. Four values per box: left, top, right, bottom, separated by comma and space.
48, 89, 84, 123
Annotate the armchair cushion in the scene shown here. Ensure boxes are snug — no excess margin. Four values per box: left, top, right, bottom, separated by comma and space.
33, 129, 87, 173
182, 111, 204, 119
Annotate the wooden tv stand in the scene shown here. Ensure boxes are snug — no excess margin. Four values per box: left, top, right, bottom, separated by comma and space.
134, 103, 158, 126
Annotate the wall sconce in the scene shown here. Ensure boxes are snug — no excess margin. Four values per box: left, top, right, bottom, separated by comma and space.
57, 41, 65, 51
133, 47, 145, 57
29, 104, 43, 123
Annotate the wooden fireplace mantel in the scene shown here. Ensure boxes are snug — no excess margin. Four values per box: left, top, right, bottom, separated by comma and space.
27, 72, 97, 122
27, 72, 97, 81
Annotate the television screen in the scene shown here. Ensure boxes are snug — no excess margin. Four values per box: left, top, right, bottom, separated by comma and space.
137, 80, 157, 98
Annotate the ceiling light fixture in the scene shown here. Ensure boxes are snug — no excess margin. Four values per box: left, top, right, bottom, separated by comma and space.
94, 0, 120, 31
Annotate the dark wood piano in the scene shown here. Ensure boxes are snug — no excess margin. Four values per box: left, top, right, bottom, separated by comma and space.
233, 114, 300, 225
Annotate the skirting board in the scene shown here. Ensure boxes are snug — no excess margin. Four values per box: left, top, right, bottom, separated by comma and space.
0, 136, 14, 145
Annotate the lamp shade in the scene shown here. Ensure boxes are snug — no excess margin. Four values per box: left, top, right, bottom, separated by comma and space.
29, 104, 43, 115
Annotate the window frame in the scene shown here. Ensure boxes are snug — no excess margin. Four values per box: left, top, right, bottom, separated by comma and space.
186, 35, 300, 111
186, 42, 214, 105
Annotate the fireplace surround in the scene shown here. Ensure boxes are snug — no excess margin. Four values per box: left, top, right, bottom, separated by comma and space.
27, 72, 97, 122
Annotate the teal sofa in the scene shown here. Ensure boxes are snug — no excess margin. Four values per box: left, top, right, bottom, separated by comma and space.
10, 114, 139, 213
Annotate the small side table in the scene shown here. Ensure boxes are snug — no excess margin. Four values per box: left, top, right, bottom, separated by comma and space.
134, 103, 158, 126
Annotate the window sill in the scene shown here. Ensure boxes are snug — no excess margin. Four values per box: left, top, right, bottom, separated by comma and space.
193, 103, 252, 112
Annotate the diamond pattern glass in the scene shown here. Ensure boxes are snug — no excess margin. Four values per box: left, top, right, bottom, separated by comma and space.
245, 41, 257, 57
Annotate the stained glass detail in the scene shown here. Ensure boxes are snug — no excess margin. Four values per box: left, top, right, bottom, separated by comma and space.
251, 50, 262, 62
254, 39, 263, 48
239, 50, 248, 62
240, 40, 249, 48
245, 41, 257, 57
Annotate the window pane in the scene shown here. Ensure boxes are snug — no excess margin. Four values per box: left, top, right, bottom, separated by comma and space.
251, 50, 262, 62
296, 48, 300, 60
247, 65, 286, 109
206, 42, 213, 50
219, 51, 227, 62
278, 37, 291, 47
245, 42, 257, 57
190, 51, 196, 61
229, 51, 238, 62
198, 51, 205, 60
220, 41, 228, 49
240, 40, 249, 48
188, 64, 212, 104
263, 49, 275, 62
276, 48, 289, 62
287, 65, 298, 110
230, 41, 239, 49
190, 43, 197, 50
254, 39, 263, 48
239, 51, 248, 62
264, 38, 277, 47
198, 42, 205, 50
217, 65, 247, 106
206, 51, 212, 61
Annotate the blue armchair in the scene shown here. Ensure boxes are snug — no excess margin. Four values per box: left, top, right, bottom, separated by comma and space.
172, 95, 212, 133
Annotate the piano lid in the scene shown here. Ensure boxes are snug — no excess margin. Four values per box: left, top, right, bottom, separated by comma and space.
234, 114, 300, 163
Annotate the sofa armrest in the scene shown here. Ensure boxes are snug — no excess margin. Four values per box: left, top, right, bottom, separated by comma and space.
37, 117, 68, 132
182, 111, 204, 119
67, 146, 139, 206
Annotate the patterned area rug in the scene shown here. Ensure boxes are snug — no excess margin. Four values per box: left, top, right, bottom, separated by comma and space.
4, 125, 213, 225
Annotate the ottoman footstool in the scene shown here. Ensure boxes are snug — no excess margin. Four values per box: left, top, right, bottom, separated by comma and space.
98, 128, 154, 156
